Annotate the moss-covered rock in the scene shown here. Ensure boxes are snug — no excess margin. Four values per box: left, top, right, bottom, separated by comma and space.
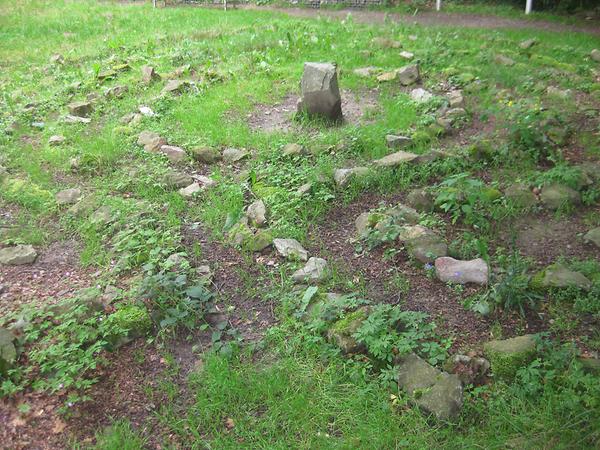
530, 263, 592, 291
326, 307, 369, 354
0, 328, 17, 376
483, 335, 536, 381
104, 305, 152, 349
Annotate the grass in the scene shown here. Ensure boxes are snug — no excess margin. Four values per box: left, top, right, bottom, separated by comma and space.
1, 0, 600, 448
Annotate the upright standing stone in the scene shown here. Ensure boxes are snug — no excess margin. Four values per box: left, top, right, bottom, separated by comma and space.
297, 63, 342, 121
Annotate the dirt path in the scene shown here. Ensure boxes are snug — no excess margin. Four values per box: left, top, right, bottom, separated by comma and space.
242, 5, 600, 36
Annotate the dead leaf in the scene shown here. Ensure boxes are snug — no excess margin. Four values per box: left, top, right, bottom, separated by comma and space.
52, 418, 66, 434
224, 417, 235, 431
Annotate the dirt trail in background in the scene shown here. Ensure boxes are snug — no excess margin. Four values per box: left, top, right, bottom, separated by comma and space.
242, 5, 600, 36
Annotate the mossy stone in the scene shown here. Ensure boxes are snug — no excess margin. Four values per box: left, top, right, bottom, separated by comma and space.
104, 305, 152, 349
326, 307, 369, 354
483, 335, 536, 381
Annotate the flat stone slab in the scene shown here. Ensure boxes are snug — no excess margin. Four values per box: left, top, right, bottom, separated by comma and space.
160, 145, 187, 163
0, 245, 37, 265
374, 150, 418, 167
273, 238, 308, 261
435, 257, 489, 285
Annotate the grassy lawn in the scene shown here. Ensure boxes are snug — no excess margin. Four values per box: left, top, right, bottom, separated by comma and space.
1, 0, 600, 448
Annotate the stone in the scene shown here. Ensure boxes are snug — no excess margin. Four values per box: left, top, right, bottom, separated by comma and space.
0, 328, 17, 375
355, 212, 372, 237
90, 205, 114, 225
141, 65, 161, 83
546, 86, 570, 100
505, 183, 537, 208
97, 69, 117, 81
591, 49, 600, 63
377, 71, 397, 82
374, 150, 418, 167
194, 175, 217, 189
292, 257, 329, 283
55, 188, 82, 205
410, 88, 433, 103
179, 182, 202, 198
104, 305, 152, 349
540, 183, 581, 210
0, 244, 37, 265
137, 130, 162, 146
447, 90, 464, 108
443, 354, 490, 385
372, 37, 402, 48
222, 147, 249, 163
483, 335, 536, 381
48, 135, 65, 146
353, 67, 379, 77
64, 115, 91, 124
435, 257, 489, 285
163, 79, 189, 94
164, 171, 193, 189
333, 166, 370, 188
68, 101, 93, 117
387, 204, 420, 224
245, 230, 274, 252
385, 134, 412, 149
396, 353, 463, 421
399, 51, 414, 59
396, 64, 420, 85
534, 263, 592, 291
282, 143, 305, 156
395, 225, 446, 264
440, 107, 467, 126
414, 149, 452, 164
494, 54, 515, 66
273, 238, 308, 261
190, 146, 221, 164
326, 307, 369, 354
296, 183, 312, 196
406, 188, 434, 212
49, 53, 64, 64
584, 227, 600, 248
104, 85, 128, 98
297, 62, 342, 121
246, 200, 267, 227
519, 38, 537, 50
139, 106, 155, 116
160, 145, 187, 163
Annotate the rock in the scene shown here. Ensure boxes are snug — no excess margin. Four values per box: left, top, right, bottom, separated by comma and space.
141, 65, 161, 83
163, 171, 193, 189
505, 183, 537, 208
355, 212, 372, 237
90, 205, 114, 225
160, 145, 186, 163
483, 335, 536, 381
540, 183, 581, 210
245, 230, 274, 252
179, 182, 202, 198
326, 307, 369, 354
163, 79, 189, 94
282, 143, 305, 156
374, 150, 418, 167
49, 53, 64, 64
67, 101, 93, 117
447, 90, 464, 108
246, 200, 267, 227
435, 257, 489, 285
194, 175, 217, 189
333, 166, 370, 188
377, 71, 397, 82
55, 188, 82, 205
222, 147, 249, 163
534, 263, 592, 291
591, 49, 600, 63
406, 188, 434, 212
165, 253, 188, 271
519, 38, 537, 50
104, 305, 152, 349
410, 88, 433, 103
64, 115, 91, 124
494, 54, 515, 66
546, 86, 571, 100
440, 107, 467, 126
399, 226, 447, 264
297, 62, 342, 121
372, 37, 402, 48
443, 354, 490, 385
396, 64, 420, 86
414, 149, 452, 164
139, 106, 155, 116
0, 245, 37, 265
190, 146, 221, 164
387, 204, 420, 224
97, 69, 117, 81
385, 134, 412, 149
273, 238, 308, 261
196, 265, 214, 284
104, 85, 128, 98
353, 67, 379, 77
48, 135, 65, 146
138, 131, 167, 152
396, 353, 463, 421
296, 183, 312, 196
584, 227, 600, 248
0, 328, 17, 375
292, 257, 329, 283
399, 51, 414, 59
